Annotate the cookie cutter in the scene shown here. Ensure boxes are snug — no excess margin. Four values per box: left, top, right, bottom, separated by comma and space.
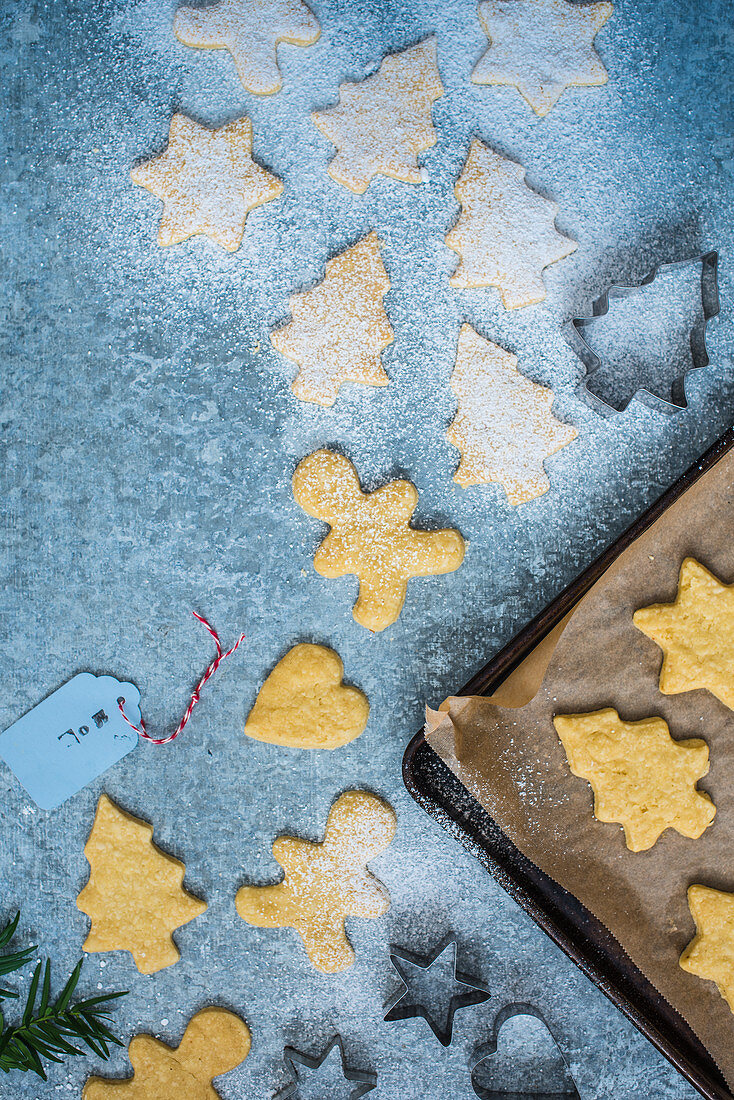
566, 250, 719, 414
470, 1003, 581, 1099
384, 933, 490, 1046
275, 1035, 376, 1100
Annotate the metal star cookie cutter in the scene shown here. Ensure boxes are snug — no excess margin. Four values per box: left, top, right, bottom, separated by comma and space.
567, 250, 719, 414
469, 1003, 581, 1099
384, 933, 490, 1046
275, 1035, 376, 1100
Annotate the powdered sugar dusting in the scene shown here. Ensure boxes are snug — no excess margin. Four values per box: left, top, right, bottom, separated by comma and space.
447, 325, 577, 503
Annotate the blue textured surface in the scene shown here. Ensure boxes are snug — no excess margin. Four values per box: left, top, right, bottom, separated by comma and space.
1, 0, 732, 1096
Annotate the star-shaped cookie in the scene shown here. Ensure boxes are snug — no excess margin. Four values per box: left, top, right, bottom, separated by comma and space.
131, 114, 283, 251
312, 38, 444, 194
446, 140, 577, 308
633, 558, 734, 712
173, 0, 320, 95
447, 324, 576, 502
553, 708, 716, 852
271, 231, 394, 406
680, 885, 734, 1013
472, 0, 613, 116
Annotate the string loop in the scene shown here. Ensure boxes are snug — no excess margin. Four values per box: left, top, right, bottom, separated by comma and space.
118, 612, 245, 746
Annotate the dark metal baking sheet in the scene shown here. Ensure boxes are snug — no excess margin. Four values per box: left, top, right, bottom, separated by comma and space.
404, 426, 734, 1100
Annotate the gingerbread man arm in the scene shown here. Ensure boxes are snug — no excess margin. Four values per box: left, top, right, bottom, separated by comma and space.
397, 528, 466, 577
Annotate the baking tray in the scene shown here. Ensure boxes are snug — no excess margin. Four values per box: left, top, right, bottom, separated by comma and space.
404, 426, 734, 1100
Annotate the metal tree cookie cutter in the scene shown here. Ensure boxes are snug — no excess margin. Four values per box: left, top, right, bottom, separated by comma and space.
384, 933, 490, 1046
566, 250, 719, 414
470, 1003, 581, 1099
275, 1035, 376, 1100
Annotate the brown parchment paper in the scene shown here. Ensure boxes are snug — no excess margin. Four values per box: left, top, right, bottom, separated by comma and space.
427, 447, 734, 1090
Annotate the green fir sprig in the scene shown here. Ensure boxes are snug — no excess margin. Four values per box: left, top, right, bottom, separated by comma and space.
0, 912, 126, 1080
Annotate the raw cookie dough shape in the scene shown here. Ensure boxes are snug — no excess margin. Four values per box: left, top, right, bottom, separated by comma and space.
173, 0, 320, 95
680, 885, 734, 1014
279, 1036, 376, 1100
447, 324, 577, 503
552, 708, 715, 852
83, 1007, 251, 1099
470, 1004, 581, 1099
292, 449, 465, 632
634, 557, 734, 711
446, 139, 577, 309
245, 642, 369, 749
312, 38, 444, 194
235, 790, 396, 973
77, 794, 207, 975
131, 114, 283, 251
271, 232, 394, 407
568, 252, 720, 414
472, 0, 613, 117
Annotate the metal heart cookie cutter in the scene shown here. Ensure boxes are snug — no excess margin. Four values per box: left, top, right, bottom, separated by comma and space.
470, 1003, 581, 1099
567, 250, 719, 414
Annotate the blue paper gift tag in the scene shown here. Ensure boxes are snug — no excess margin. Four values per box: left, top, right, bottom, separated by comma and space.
0, 673, 141, 811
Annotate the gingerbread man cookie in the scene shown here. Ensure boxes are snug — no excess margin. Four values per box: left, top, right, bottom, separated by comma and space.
271, 232, 394, 407
634, 558, 734, 712
174, 0, 320, 95
131, 114, 283, 251
245, 643, 369, 749
312, 38, 444, 194
293, 450, 465, 632
77, 794, 207, 975
553, 709, 715, 852
680, 885, 734, 1013
83, 1007, 251, 1099
236, 790, 396, 972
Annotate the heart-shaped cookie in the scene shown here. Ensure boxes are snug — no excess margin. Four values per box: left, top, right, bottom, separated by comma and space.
245, 643, 369, 750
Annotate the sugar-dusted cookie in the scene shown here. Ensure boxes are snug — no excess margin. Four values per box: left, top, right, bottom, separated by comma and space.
173, 0, 320, 95
633, 558, 734, 712
446, 140, 577, 309
271, 232, 393, 407
83, 1007, 251, 1099
472, 0, 613, 116
553, 709, 715, 852
312, 38, 444, 194
131, 114, 283, 251
245, 643, 369, 749
292, 450, 465, 632
236, 790, 396, 972
447, 324, 577, 502
77, 794, 207, 975
680, 885, 734, 1013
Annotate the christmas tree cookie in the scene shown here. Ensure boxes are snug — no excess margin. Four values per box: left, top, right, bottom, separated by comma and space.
173, 0, 320, 95
553, 709, 715, 852
634, 558, 734, 711
245, 643, 369, 749
447, 324, 576, 502
446, 140, 577, 308
236, 790, 396, 972
271, 232, 393, 407
472, 0, 613, 116
680, 885, 734, 1013
84, 1007, 251, 1098
312, 38, 444, 194
131, 114, 283, 251
77, 794, 207, 974
293, 449, 465, 632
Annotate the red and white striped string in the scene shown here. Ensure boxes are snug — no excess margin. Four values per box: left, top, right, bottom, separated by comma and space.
118, 612, 245, 745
